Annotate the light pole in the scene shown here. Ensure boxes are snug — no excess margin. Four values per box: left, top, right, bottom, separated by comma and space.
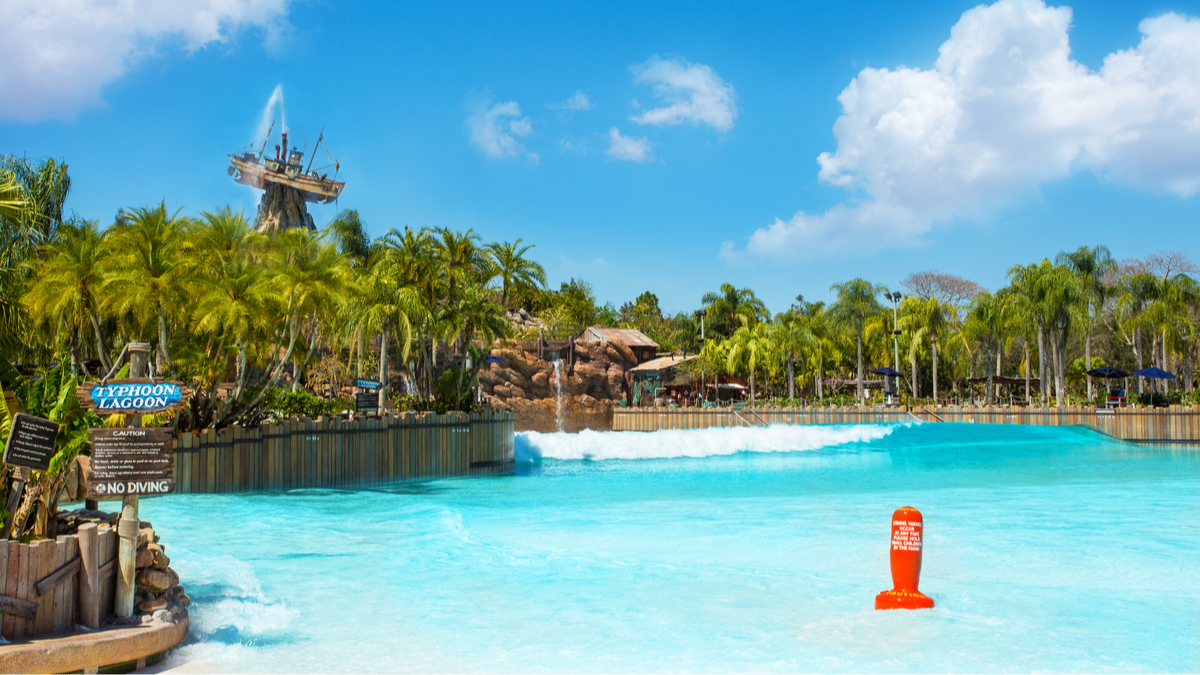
884, 292, 902, 397
696, 308, 707, 406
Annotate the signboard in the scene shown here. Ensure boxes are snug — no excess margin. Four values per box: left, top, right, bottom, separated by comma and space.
87, 427, 175, 497
356, 391, 380, 414
355, 379, 382, 390
3, 413, 59, 471
76, 378, 189, 413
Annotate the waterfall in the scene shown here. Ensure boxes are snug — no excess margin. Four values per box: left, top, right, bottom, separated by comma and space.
552, 359, 566, 432
401, 373, 415, 397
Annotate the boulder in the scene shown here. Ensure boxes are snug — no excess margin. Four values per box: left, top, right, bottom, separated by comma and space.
137, 598, 169, 614
608, 339, 637, 365
137, 567, 179, 595
135, 546, 153, 569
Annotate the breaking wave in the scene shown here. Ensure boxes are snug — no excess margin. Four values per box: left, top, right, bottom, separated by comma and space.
515, 424, 900, 462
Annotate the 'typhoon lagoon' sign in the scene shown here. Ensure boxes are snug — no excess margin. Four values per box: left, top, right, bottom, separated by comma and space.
76, 378, 189, 413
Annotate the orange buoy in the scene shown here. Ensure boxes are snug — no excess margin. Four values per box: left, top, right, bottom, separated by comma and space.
875, 506, 935, 610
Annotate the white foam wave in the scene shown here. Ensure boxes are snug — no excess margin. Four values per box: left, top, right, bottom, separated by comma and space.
515, 424, 898, 462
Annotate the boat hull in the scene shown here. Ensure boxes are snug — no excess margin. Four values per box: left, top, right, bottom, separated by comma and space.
229, 155, 345, 204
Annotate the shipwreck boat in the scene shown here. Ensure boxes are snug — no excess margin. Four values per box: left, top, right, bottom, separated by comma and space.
228, 124, 345, 204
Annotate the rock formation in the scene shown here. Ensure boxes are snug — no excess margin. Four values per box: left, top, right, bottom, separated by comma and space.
255, 183, 316, 233
481, 337, 641, 432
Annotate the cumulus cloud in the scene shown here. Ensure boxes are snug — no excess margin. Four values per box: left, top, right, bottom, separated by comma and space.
630, 55, 737, 132
0, 0, 293, 123
466, 94, 535, 160
606, 127, 653, 163
724, 0, 1200, 262
548, 91, 595, 112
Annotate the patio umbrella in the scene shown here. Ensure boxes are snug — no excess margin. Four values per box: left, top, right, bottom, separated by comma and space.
1131, 367, 1176, 380
1087, 366, 1129, 379
870, 367, 903, 377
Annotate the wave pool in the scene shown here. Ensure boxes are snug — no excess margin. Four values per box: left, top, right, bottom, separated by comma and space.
144, 423, 1200, 672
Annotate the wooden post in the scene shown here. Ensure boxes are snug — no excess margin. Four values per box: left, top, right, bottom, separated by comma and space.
78, 522, 100, 629
3, 465, 30, 539
115, 340, 150, 618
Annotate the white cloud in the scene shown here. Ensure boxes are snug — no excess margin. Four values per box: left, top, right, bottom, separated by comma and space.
0, 0, 293, 123
630, 55, 737, 132
606, 127, 653, 163
465, 94, 535, 160
724, 0, 1200, 262
548, 91, 595, 112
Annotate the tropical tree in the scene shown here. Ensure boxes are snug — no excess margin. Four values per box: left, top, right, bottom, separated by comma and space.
22, 220, 110, 376
1056, 245, 1116, 399
829, 278, 886, 402
726, 321, 771, 404
963, 291, 1007, 404
100, 203, 193, 375
700, 283, 770, 338
487, 239, 546, 311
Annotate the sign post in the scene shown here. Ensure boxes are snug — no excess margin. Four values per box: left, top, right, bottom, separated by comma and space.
74, 341, 189, 619
2, 413, 59, 537
356, 379, 382, 416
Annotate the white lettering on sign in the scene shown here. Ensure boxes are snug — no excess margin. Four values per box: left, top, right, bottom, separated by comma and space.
891, 520, 923, 552
92, 480, 172, 495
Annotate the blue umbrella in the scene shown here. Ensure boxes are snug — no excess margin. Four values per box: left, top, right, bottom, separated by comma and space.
485, 355, 504, 364
871, 367, 903, 377
1132, 367, 1176, 380
1087, 366, 1128, 379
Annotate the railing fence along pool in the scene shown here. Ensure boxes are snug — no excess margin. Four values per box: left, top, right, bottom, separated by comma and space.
171, 409, 516, 494
1, 522, 117, 641
611, 405, 1200, 443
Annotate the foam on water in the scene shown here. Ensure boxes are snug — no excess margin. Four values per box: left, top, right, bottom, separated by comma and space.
516, 423, 900, 462
141, 423, 1200, 673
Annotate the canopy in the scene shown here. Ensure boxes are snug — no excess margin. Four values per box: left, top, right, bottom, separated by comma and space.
870, 367, 903, 377
1132, 367, 1176, 380
1087, 366, 1129, 379
485, 355, 505, 364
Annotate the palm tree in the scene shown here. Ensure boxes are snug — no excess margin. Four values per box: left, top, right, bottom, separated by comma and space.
899, 296, 951, 401
769, 316, 812, 400
486, 239, 546, 311
100, 203, 192, 375
355, 254, 425, 410
1056, 245, 1116, 400
726, 321, 771, 404
1113, 273, 1160, 395
22, 220, 109, 375
700, 283, 769, 338
964, 291, 1007, 404
1007, 260, 1054, 404
192, 254, 275, 404
830, 278, 886, 403
1039, 266, 1084, 406
326, 209, 373, 269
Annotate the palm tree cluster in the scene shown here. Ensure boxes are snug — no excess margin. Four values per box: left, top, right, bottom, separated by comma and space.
3, 160, 561, 425
657, 247, 1200, 408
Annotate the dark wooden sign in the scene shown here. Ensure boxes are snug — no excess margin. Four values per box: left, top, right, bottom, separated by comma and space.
76, 379, 190, 413
86, 427, 175, 497
356, 391, 379, 414
3, 413, 59, 471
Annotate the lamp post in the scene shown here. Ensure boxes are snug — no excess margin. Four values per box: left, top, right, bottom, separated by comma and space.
696, 308, 707, 405
884, 292, 902, 397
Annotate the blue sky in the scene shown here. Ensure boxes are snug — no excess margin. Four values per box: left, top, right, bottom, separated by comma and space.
3, 0, 1199, 316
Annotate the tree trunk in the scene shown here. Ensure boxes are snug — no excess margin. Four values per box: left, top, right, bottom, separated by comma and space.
787, 354, 795, 400
855, 321, 864, 404
1085, 328, 1093, 401
1024, 341, 1031, 405
911, 351, 919, 398
1036, 319, 1046, 405
816, 359, 824, 401
986, 345, 995, 405
88, 310, 111, 373
750, 370, 756, 405
378, 322, 389, 411
1135, 326, 1144, 395
932, 339, 939, 402
156, 306, 173, 375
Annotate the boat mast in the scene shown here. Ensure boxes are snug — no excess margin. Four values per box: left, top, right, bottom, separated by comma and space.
257, 120, 275, 160
306, 126, 324, 175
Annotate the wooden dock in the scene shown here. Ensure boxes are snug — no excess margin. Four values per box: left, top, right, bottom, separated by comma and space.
171, 409, 516, 494
611, 405, 1200, 444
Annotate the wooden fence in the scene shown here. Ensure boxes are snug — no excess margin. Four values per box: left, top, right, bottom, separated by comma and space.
1, 522, 117, 641
611, 405, 1200, 443
171, 409, 516, 494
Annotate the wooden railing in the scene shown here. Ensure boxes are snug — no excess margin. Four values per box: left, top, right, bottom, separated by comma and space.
2, 522, 117, 640
612, 405, 1200, 443
171, 409, 515, 493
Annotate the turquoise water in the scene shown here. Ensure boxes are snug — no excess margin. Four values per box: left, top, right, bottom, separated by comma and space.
145, 423, 1200, 673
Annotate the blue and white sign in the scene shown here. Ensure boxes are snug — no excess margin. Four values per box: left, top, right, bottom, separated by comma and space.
80, 379, 187, 412
356, 379, 382, 390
